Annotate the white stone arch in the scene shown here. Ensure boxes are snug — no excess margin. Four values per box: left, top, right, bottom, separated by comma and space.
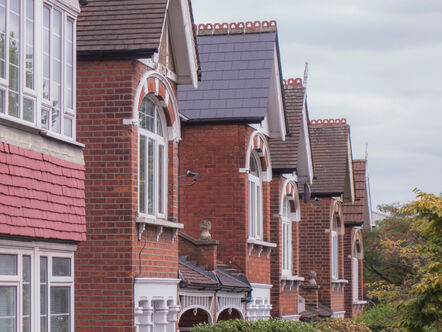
279, 179, 301, 222
178, 291, 214, 324
132, 71, 181, 141
178, 307, 213, 325
216, 293, 246, 320
244, 131, 272, 182
330, 199, 345, 236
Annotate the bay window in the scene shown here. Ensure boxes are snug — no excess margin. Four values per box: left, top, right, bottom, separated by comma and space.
0, 0, 76, 139
0, 244, 74, 332
248, 151, 262, 240
139, 97, 167, 218
331, 215, 339, 280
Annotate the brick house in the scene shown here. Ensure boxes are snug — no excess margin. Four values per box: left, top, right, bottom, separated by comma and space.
177, 21, 287, 323
74, 0, 199, 331
0, 0, 85, 330
298, 119, 355, 320
268, 77, 314, 320
343, 159, 372, 317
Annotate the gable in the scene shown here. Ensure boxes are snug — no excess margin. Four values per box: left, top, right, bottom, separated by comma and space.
178, 21, 286, 136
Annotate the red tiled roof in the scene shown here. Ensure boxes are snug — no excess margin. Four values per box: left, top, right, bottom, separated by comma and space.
179, 260, 218, 286
77, 0, 168, 56
270, 78, 305, 170
343, 159, 367, 224
309, 119, 351, 195
0, 142, 86, 242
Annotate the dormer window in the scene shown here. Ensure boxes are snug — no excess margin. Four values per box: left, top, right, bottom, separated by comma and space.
139, 97, 167, 218
248, 151, 262, 240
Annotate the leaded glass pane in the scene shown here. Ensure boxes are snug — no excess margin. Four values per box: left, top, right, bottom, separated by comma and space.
50, 286, 70, 332
158, 145, 164, 214
52, 257, 71, 277
139, 99, 155, 132
40, 257, 48, 332
51, 108, 60, 133
147, 139, 155, 215
41, 108, 49, 129
7, 91, 18, 117
65, 20, 73, 109
23, 256, 31, 332
139, 136, 146, 213
0, 254, 17, 275
63, 117, 72, 137
0, 0, 5, 78
43, 6, 50, 99
0, 286, 16, 332
25, 0, 33, 89
0, 90, 4, 113
23, 98, 33, 122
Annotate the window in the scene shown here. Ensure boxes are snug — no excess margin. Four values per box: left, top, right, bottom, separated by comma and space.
248, 151, 262, 240
352, 245, 359, 301
331, 215, 339, 280
281, 198, 292, 276
0, 245, 74, 332
0, 0, 76, 138
139, 97, 167, 218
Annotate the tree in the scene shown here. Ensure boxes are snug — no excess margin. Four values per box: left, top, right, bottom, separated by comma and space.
397, 190, 442, 332
363, 190, 442, 332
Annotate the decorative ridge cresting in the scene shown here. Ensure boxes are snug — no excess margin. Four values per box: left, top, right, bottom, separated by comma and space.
309, 118, 348, 127
195, 20, 277, 36
283, 78, 303, 89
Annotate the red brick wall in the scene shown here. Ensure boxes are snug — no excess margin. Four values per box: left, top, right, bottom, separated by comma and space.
179, 124, 271, 284
299, 198, 346, 312
75, 59, 179, 331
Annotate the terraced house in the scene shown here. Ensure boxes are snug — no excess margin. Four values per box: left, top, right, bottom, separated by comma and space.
74, 0, 199, 330
0, 0, 85, 331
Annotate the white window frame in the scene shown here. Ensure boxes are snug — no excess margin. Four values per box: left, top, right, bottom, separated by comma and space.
331, 215, 339, 280
281, 198, 292, 277
0, 0, 77, 140
138, 96, 168, 220
248, 151, 263, 240
352, 245, 359, 301
0, 240, 75, 332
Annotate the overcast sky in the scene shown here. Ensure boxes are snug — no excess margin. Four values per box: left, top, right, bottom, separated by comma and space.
191, 0, 442, 208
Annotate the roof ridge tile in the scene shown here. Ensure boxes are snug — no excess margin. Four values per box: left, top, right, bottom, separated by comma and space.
196, 20, 277, 36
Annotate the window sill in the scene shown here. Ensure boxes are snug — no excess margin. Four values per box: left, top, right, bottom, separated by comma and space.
247, 239, 276, 258
136, 214, 184, 242
353, 300, 367, 305
0, 115, 84, 148
331, 278, 348, 292
281, 275, 304, 291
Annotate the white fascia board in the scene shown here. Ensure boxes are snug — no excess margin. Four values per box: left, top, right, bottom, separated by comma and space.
168, 0, 198, 88
265, 47, 285, 140
347, 137, 355, 203
54, 0, 80, 15
298, 95, 314, 184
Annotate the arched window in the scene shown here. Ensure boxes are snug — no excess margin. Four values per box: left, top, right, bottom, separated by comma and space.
281, 198, 294, 276
248, 151, 262, 240
139, 97, 167, 217
331, 214, 339, 279
352, 244, 359, 301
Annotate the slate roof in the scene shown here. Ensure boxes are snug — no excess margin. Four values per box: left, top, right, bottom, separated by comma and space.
343, 159, 367, 225
77, 0, 168, 57
309, 119, 351, 195
179, 257, 251, 292
0, 142, 86, 242
179, 257, 219, 288
270, 80, 305, 171
178, 28, 278, 122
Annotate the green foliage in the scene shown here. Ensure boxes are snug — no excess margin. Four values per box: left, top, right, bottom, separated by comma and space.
315, 318, 372, 332
191, 319, 317, 332
364, 190, 442, 332
357, 304, 401, 332
396, 190, 442, 332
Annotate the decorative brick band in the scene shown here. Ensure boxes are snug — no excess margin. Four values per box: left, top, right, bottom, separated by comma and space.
309, 118, 348, 127
283, 78, 303, 88
195, 20, 277, 36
